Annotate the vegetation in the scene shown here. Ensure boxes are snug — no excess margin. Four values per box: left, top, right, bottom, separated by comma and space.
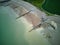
24, 0, 60, 15
23, 0, 44, 9
23, 0, 53, 16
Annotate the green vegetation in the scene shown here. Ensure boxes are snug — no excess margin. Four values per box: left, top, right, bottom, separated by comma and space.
23, 0, 44, 9
42, 0, 60, 15
23, 0, 53, 16
24, 0, 60, 15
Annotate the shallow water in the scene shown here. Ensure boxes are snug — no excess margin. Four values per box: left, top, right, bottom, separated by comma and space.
0, 1, 60, 45
0, 6, 28, 45
0, 5, 52, 45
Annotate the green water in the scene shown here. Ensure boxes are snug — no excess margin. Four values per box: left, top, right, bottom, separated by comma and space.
0, 6, 28, 45
0, 0, 60, 45
0, 6, 52, 45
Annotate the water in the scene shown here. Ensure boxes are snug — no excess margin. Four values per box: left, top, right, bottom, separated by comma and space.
0, 0, 60, 45
0, 6, 28, 45
0, 5, 51, 45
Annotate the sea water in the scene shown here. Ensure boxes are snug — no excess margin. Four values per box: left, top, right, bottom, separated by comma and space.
0, 1, 60, 45
0, 5, 52, 45
0, 6, 28, 45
